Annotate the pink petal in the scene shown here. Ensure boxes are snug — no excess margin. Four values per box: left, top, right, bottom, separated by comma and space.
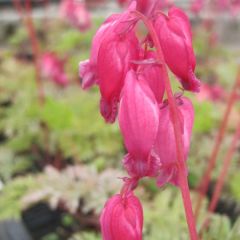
154, 97, 194, 187
138, 51, 165, 103
119, 70, 159, 160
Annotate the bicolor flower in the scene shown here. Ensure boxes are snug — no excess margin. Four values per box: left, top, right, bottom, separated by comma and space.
100, 193, 143, 240
40, 52, 69, 87
154, 96, 194, 187
154, 7, 201, 92
119, 70, 160, 178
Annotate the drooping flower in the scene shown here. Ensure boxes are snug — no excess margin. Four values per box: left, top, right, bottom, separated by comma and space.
137, 51, 165, 103
40, 52, 69, 87
79, 14, 121, 90
119, 70, 160, 178
154, 96, 194, 187
100, 193, 143, 240
60, 0, 91, 31
154, 7, 201, 92
98, 29, 139, 123
79, 3, 139, 122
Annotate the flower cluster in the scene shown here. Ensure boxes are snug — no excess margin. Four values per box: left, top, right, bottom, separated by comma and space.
79, 1, 200, 239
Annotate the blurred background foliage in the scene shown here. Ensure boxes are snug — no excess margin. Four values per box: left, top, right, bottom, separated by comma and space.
0, 2, 240, 239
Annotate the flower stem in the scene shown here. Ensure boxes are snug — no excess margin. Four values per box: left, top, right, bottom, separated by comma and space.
13, 0, 45, 104
200, 123, 240, 234
134, 11, 198, 240
194, 70, 240, 219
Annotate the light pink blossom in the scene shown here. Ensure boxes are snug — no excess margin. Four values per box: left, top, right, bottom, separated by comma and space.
60, 0, 91, 31
40, 52, 69, 87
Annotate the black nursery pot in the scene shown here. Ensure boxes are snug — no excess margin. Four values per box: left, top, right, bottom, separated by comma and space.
21, 202, 62, 240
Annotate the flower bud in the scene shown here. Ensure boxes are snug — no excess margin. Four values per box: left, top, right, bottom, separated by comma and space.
154, 7, 200, 92
154, 96, 194, 187
100, 193, 143, 240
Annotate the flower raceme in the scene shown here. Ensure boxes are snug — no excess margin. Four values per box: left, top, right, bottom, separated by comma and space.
40, 52, 69, 87
60, 0, 91, 31
80, 3, 199, 239
100, 193, 143, 240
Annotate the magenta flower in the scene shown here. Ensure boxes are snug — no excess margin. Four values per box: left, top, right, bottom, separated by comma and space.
154, 7, 200, 92
100, 193, 143, 240
119, 70, 160, 177
154, 97, 194, 187
98, 32, 139, 123
79, 14, 121, 90
40, 52, 69, 87
137, 51, 165, 103
60, 0, 91, 31
80, 3, 139, 123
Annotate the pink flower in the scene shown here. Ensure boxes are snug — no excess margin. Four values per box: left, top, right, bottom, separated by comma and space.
154, 7, 201, 92
230, 0, 240, 15
137, 51, 165, 103
79, 14, 121, 90
100, 193, 143, 240
154, 96, 194, 187
97, 27, 139, 123
190, 0, 204, 14
60, 0, 91, 31
80, 3, 139, 122
40, 52, 69, 87
197, 83, 226, 102
119, 70, 160, 177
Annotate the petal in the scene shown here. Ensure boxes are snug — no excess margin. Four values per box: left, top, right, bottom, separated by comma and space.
79, 60, 98, 89
138, 51, 165, 103
154, 97, 194, 186
119, 70, 159, 160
